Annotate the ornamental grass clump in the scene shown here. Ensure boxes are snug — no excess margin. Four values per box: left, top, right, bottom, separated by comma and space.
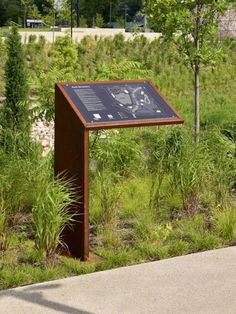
32, 178, 75, 260
167, 129, 211, 217
147, 128, 212, 218
215, 207, 236, 243
203, 130, 236, 207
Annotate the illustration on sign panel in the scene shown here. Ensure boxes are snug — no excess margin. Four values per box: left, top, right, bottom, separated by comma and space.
62, 81, 180, 124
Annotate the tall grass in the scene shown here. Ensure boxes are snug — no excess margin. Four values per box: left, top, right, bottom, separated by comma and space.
32, 177, 75, 260
0, 206, 8, 251
215, 207, 236, 243
169, 131, 211, 217
145, 128, 229, 217
203, 130, 236, 207
0, 135, 75, 260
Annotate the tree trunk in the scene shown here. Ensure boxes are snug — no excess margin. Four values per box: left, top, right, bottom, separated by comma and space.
194, 63, 200, 143
76, 0, 79, 28
194, 6, 201, 143
24, 5, 27, 28
70, 0, 73, 41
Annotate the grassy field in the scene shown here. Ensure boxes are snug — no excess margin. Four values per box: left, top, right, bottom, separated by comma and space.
0, 34, 235, 289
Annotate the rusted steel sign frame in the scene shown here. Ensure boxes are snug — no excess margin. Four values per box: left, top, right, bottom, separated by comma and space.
55, 80, 184, 261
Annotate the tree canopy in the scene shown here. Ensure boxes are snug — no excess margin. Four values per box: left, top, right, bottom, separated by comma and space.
0, 0, 143, 27
145, 0, 234, 142
146, 0, 233, 68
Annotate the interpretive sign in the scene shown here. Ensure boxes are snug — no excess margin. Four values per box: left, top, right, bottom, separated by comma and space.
60, 80, 182, 128
55, 80, 183, 260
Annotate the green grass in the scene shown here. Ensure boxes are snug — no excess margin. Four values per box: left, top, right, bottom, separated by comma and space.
0, 202, 235, 289
0, 237, 97, 290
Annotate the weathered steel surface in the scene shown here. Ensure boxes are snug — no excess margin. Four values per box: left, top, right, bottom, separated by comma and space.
55, 84, 89, 260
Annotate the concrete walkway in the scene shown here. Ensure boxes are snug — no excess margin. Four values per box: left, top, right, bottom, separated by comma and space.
0, 247, 236, 314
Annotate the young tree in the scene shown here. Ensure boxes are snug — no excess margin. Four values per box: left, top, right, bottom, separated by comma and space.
145, 1, 234, 142
3, 24, 29, 131
95, 13, 104, 28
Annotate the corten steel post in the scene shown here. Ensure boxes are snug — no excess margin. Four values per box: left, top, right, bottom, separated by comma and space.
55, 85, 89, 261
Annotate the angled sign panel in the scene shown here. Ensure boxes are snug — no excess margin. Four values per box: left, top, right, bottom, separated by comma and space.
57, 80, 183, 129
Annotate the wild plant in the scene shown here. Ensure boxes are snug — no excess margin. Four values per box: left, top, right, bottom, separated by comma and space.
79, 16, 88, 28
50, 35, 78, 69
215, 207, 236, 242
166, 128, 211, 217
0, 198, 8, 251
90, 170, 121, 226
0, 37, 6, 96
203, 130, 236, 207
94, 59, 151, 81
95, 13, 104, 28
0, 141, 44, 218
146, 128, 172, 210
118, 176, 151, 220
113, 33, 126, 49
37, 64, 78, 121
38, 36, 46, 49
32, 177, 75, 260
90, 130, 141, 177
176, 214, 220, 251
89, 130, 143, 225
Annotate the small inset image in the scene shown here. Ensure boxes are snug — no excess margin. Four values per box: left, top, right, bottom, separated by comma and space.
118, 112, 127, 119
93, 113, 101, 120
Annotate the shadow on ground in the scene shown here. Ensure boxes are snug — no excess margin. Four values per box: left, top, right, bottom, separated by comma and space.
0, 283, 93, 314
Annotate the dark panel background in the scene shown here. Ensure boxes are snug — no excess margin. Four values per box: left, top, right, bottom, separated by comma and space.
62, 81, 178, 124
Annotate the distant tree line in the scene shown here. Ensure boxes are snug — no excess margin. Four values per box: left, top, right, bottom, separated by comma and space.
0, 0, 143, 27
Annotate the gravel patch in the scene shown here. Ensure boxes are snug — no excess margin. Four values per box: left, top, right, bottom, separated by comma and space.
31, 118, 54, 156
